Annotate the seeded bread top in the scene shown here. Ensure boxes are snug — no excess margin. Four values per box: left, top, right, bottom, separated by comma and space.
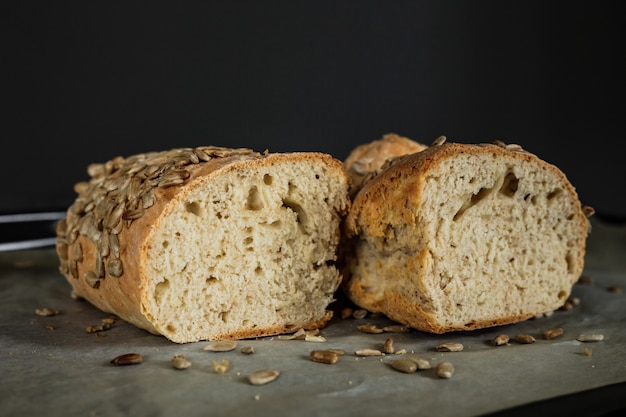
56, 146, 260, 290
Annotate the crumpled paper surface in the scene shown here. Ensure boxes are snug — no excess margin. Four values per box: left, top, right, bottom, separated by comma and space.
1, 217, 625, 417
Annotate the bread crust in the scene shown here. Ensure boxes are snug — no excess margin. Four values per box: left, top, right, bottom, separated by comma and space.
343, 133, 428, 198
56, 147, 349, 342
342, 141, 590, 333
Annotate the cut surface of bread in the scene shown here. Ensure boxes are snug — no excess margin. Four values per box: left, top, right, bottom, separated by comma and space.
343, 141, 591, 333
56, 146, 349, 343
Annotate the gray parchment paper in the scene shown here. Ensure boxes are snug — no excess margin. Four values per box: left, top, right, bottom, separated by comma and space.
1, 217, 625, 417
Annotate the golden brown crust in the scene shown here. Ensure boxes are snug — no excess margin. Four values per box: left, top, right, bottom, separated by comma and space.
343, 133, 428, 198
347, 142, 586, 240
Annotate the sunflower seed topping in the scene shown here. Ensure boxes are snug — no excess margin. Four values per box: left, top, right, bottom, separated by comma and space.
55, 146, 258, 289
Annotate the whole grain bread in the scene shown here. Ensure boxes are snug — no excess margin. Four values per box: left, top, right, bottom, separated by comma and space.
342, 139, 592, 333
55, 146, 350, 343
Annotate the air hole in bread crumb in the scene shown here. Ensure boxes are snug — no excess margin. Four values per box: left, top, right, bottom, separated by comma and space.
263, 174, 273, 185
282, 198, 309, 233
162, 240, 169, 248
565, 253, 575, 274
453, 187, 491, 221
263, 220, 282, 228
557, 290, 568, 300
498, 172, 519, 197
185, 201, 201, 216
246, 186, 264, 210
206, 276, 218, 285
219, 311, 229, 323
155, 279, 171, 301
547, 188, 562, 201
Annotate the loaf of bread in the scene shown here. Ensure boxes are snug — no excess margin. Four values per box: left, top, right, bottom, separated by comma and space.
343, 133, 428, 198
342, 139, 592, 333
55, 146, 350, 343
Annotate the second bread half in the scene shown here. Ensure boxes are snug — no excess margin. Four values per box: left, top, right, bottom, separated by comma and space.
342, 140, 592, 333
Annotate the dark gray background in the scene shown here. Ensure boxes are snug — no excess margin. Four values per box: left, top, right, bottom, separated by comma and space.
2, 1, 625, 220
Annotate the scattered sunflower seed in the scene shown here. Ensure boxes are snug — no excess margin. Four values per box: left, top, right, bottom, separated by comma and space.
577, 333, 604, 342
203, 340, 237, 352
413, 357, 431, 370
111, 353, 143, 366
304, 333, 327, 343
35, 307, 60, 317
247, 369, 280, 385
435, 342, 464, 352
171, 354, 192, 370
514, 334, 536, 344
277, 328, 307, 340
310, 350, 340, 364
582, 348, 593, 357
212, 359, 230, 374
560, 297, 580, 311
86, 323, 111, 333
357, 323, 384, 334
491, 334, 510, 346
382, 325, 410, 333
241, 346, 255, 354
352, 309, 368, 319
543, 327, 564, 340
383, 338, 395, 354
390, 359, 417, 373
355, 349, 383, 357
435, 362, 455, 378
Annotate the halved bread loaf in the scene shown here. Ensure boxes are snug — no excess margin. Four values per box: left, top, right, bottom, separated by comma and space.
342, 140, 592, 333
56, 146, 350, 343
